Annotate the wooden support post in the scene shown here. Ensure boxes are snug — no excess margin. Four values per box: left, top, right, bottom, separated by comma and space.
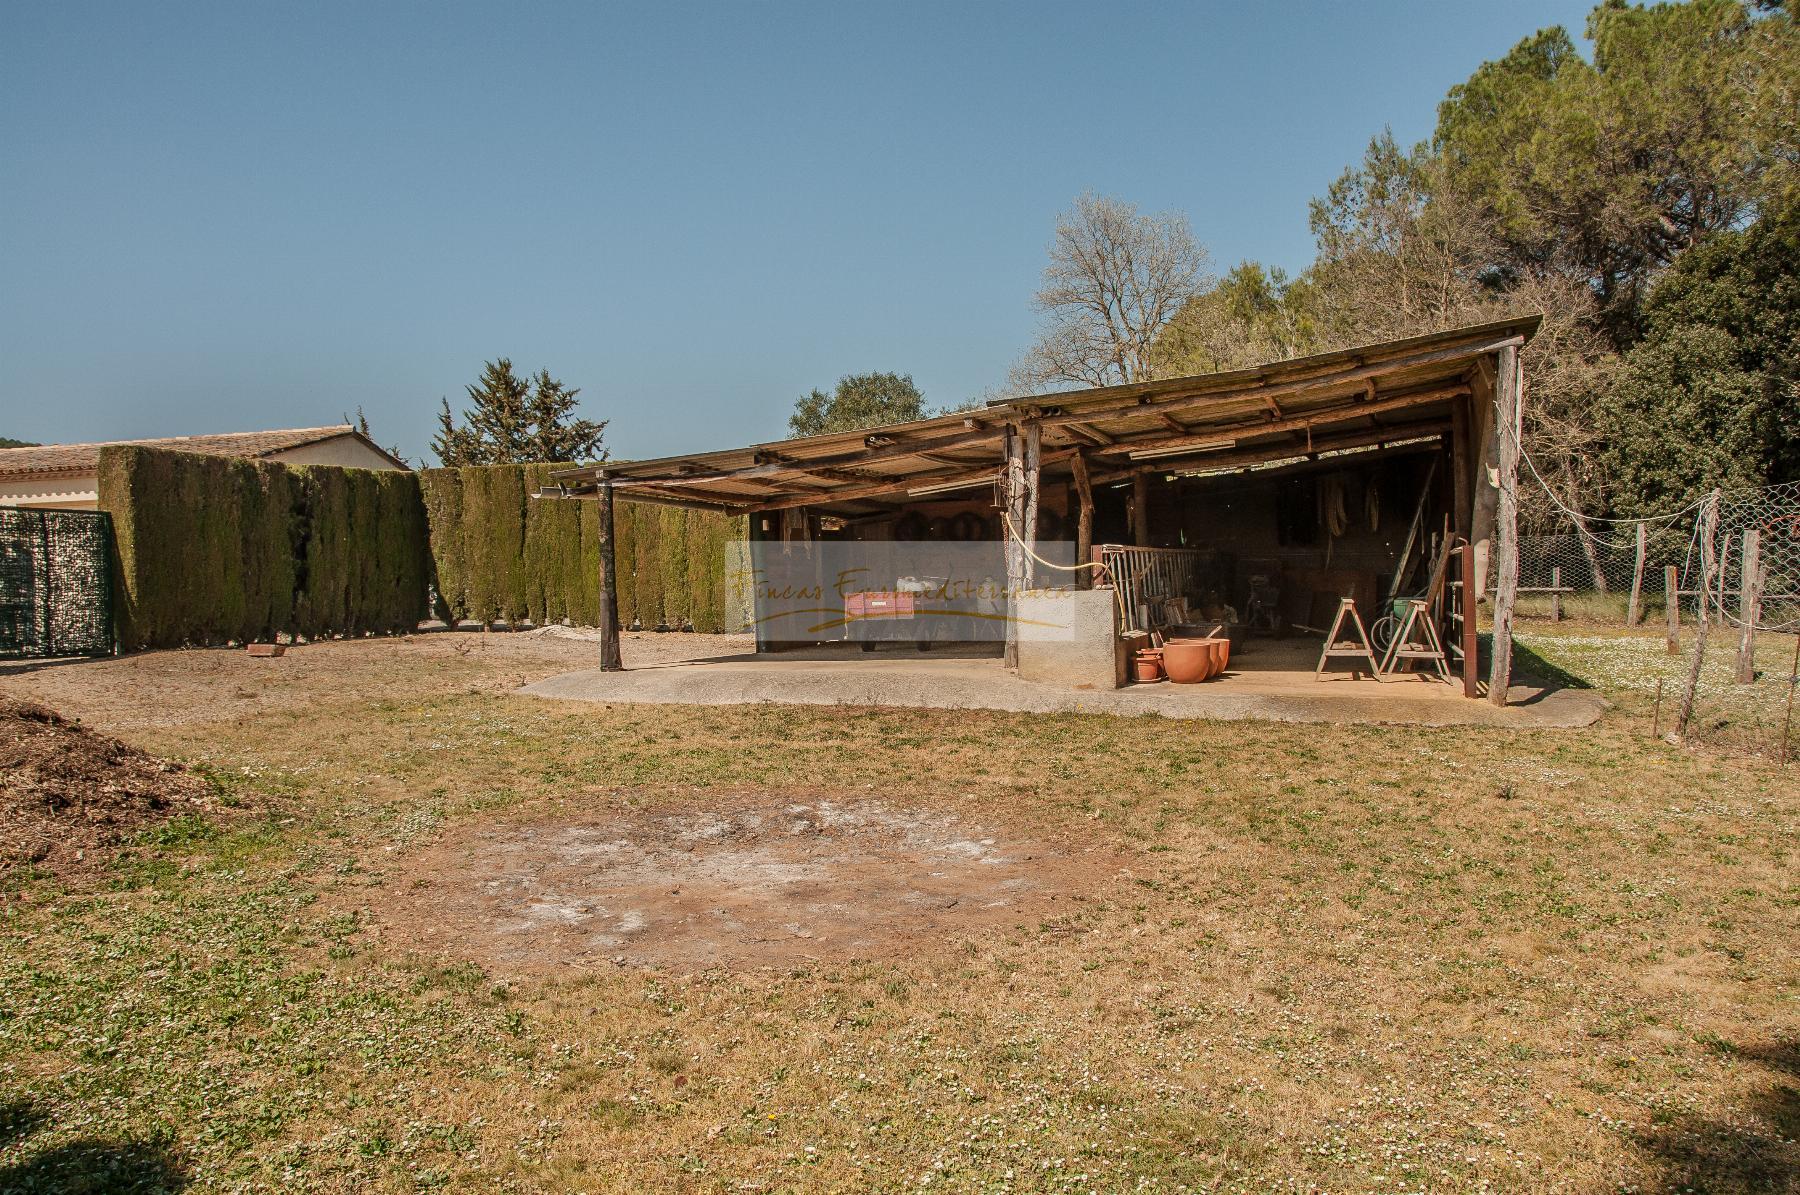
1627, 522, 1647, 626
1550, 566, 1563, 623
596, 477, 623, 672
1487, 344, 1522, 707
1715, 532, 1732, 618
1131, 472, 1151, 547
1071, 452, 1095, 591
1665, 565, 1681, 655
1737, 529, 1762, 684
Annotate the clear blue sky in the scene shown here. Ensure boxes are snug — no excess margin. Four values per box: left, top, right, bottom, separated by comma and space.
1, 1, 1596, 464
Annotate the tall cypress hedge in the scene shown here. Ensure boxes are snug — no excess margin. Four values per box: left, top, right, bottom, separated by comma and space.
98, 445, 430, 651
416, 464, 745, 631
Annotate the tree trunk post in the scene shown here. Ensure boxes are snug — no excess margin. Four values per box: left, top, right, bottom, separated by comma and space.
1665, 565, 1681, 655
596, 476, 623, 672
1071, 451, 1095, 591
1460, 541, 1480, 698
1131, 472, 1151, 547
1627, 521, 1647, 626
1737, 529, 1761, 684
1001, 420, 1042, 670
1550, 566, 1562, 623
1487, 344, 1522, 707
1675, 494, 1721, 740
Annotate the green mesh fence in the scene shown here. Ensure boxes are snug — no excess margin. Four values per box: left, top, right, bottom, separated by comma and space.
0, 508, 115, 658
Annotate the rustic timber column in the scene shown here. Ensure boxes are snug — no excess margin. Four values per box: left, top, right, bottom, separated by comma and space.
1071, 452, 1095, 590
1002, 421, 1041, 671
1487, 345, 1522, 706
1131, 472, 1150, 547
596, 475, 623, 672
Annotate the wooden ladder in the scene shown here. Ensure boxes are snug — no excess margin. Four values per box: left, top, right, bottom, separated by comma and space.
1315, 598, 1384, 681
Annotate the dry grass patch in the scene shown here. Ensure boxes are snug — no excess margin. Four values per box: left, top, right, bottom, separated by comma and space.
0, 632, 1794, 1192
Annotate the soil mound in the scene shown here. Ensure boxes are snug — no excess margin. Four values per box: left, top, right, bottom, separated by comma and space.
0, 700, 213, 877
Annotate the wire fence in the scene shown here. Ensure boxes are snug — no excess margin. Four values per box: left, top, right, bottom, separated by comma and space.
1518, 477, 1800, 759
0, 507, 116, 659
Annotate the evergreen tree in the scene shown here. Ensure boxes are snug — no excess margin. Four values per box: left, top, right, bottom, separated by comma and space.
432, 359, 606, 465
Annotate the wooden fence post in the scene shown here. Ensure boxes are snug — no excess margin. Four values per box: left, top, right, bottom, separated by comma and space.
1737, 529, 1761, 684
1665, 565, 1681, 655
1550, 566, 1562, 623
1627, 521, 1647, 626
1131, 472, 1150, 547
1675, 493, 1721, 740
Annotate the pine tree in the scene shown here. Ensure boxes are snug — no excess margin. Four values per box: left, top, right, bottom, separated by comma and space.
527, 370, 607, 462
432, 359, 607, 465
465, 359, 534, 462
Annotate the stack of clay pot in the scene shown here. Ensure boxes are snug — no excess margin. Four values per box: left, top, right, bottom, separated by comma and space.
1132, 647, 1165, 683
1160, 635, 1230, 684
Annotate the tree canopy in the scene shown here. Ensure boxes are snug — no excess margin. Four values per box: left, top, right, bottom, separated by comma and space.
788, 372, 927, 438
1126, 0, 1798, 523
433, 359, 606, 466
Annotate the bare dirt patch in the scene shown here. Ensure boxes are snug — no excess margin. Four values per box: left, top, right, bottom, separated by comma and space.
0, 699, 215, 878
361, 794, 1116, 973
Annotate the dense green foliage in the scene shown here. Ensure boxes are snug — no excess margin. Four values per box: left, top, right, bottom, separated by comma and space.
433, 359, 606, 466
98, 446, 429, 650
1144, 0, 1798, 520
1599, 202, 1800, 513
789, 372, 927, 437
417, 465, 744, 630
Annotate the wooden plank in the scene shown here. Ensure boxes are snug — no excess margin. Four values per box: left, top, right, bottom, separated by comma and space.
596, 479, 623, 672
1487, 344, 1521, 707
1550, 566, 1563, 622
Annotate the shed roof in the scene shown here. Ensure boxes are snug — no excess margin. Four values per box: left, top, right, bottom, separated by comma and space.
0, 425, 408, 481
549, 315, 1539, 513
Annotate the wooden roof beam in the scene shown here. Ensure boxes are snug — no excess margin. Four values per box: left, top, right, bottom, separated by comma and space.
1092, 384, 1468, 461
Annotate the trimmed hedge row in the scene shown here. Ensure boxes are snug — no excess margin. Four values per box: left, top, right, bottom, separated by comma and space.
417, 465, 746, 630
98, 445, 430, 650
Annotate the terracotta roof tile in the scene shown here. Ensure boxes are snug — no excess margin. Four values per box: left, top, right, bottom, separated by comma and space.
0, 425, 372, 480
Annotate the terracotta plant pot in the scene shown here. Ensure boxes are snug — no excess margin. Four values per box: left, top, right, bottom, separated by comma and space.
1162, 639, 1212, 684
1132, 648, 1165, 683
1208, 636, 1230, 673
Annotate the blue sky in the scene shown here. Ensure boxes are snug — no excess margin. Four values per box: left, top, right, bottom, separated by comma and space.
1, 1, 1596, 464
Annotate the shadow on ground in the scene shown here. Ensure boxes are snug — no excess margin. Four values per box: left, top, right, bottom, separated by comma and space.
1635, 1038, 1799, 1193
0, 1097, 187, 1194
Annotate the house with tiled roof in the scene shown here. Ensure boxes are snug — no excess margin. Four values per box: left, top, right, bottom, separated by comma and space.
0, 425, 408, 509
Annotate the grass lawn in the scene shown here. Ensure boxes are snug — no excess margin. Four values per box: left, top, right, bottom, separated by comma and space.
1, 630, 1794, 1192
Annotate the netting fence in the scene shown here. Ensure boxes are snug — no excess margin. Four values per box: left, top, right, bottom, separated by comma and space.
0, 507, 116, 659
1518, 478, 1800, 758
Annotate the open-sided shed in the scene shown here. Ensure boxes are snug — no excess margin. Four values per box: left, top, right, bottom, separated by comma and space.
549, 315, 1535, 704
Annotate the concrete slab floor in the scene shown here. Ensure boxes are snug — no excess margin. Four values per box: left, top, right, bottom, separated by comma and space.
519, 631, 1605, 729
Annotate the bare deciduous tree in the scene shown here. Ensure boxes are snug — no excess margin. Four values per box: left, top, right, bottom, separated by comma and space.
1010, 193, 1212, 392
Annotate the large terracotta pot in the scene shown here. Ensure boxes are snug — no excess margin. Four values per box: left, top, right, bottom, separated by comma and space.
1162, 639, 1212, 684
1209, 636, 1230, 673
